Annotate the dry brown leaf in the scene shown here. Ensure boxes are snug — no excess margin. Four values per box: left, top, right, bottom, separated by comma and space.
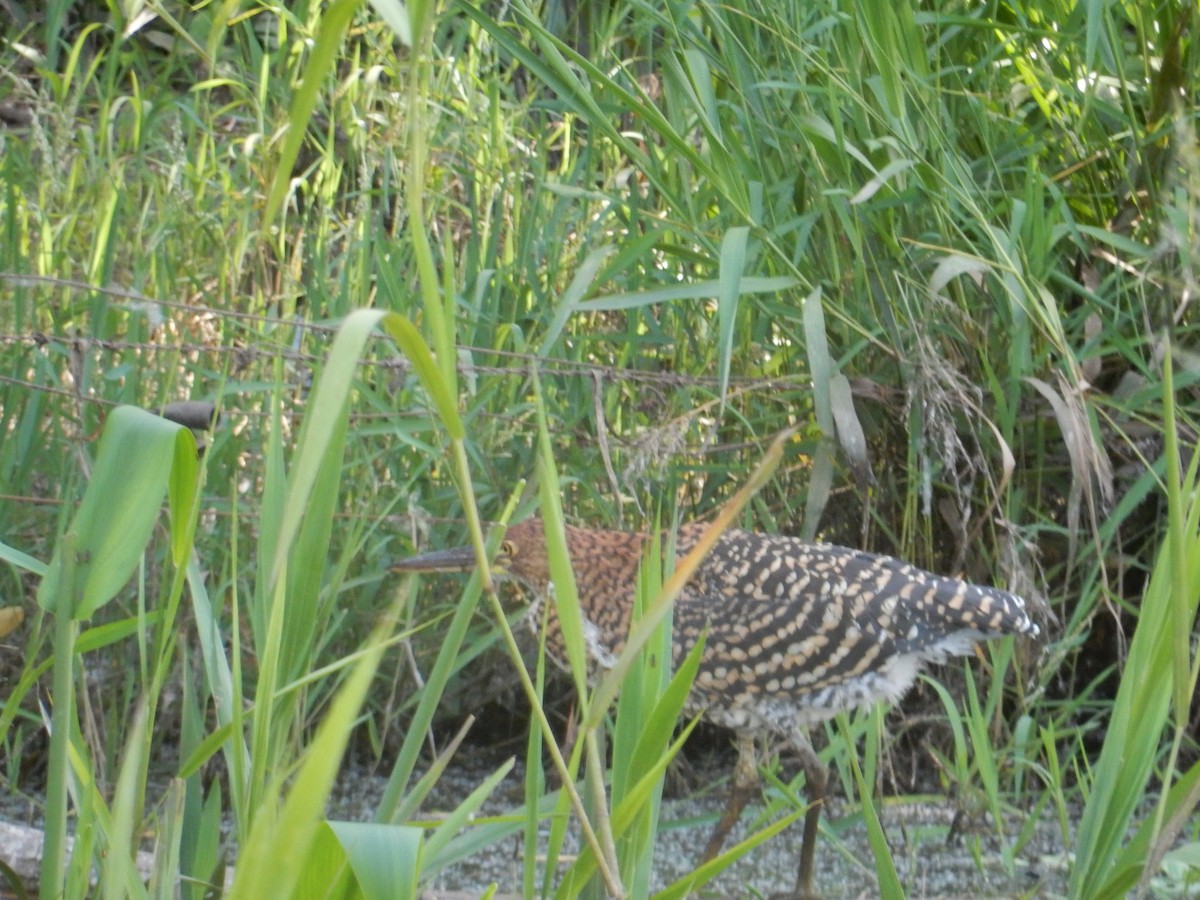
0, 606, 25, 638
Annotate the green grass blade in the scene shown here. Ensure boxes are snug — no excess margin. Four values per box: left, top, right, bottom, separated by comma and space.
800, 288, 835, 539
716, 226, 749, 407
841, 709, 903, 900
422, 758, 516, 867
229, 607, 393, 899
262, 0, 360, 226
652, 810, 802, 900
268, 308, 387, 589
1069, 352, 1200, 896
586, 426, 795, 727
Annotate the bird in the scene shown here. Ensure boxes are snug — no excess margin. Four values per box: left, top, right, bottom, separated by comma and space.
392, 517, 1039, 898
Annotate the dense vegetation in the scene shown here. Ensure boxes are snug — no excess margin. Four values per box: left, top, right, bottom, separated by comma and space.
1, 0, 1198, 896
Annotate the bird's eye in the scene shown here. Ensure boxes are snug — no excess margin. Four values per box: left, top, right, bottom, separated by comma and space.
499, 540, 517, 560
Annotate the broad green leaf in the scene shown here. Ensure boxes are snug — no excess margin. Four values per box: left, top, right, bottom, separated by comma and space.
37, 405, 198, 619
294, 822, 356, 899
327, 821, 423, 900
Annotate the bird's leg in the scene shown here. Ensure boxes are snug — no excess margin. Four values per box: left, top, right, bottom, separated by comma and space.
700, 731, 758, 861
791, 728, 828, 900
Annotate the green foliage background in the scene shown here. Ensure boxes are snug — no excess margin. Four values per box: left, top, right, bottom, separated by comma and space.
1, 0, 1198, 895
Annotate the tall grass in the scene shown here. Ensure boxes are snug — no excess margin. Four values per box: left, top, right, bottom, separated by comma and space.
1, 0, 1198, 894
1069, 346, 1200, 900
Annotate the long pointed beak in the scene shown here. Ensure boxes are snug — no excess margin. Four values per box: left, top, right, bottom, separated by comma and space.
390, 544, 478, 574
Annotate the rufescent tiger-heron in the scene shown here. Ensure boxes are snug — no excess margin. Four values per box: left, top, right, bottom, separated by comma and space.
392, 517, 1038, 898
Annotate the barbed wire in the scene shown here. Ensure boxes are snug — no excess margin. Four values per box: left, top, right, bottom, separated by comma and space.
0, 271, 815, 392
0, 271, 829, 528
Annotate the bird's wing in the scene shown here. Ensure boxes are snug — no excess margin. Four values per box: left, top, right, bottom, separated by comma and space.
670, 530, 1033, 702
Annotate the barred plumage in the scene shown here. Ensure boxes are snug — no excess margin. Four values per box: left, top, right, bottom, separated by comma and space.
393, 517, 1038, 898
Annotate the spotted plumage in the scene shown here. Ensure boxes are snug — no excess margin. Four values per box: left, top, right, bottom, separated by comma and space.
393, 516, 1038, 898
667, 524, 1036, 734
483, 520, 1035, 713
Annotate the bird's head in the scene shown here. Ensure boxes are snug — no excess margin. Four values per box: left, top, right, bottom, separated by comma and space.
390, 518, 551, 588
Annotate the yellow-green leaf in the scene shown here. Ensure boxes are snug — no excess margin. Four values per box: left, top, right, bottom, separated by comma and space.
37, 406, 199, 619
